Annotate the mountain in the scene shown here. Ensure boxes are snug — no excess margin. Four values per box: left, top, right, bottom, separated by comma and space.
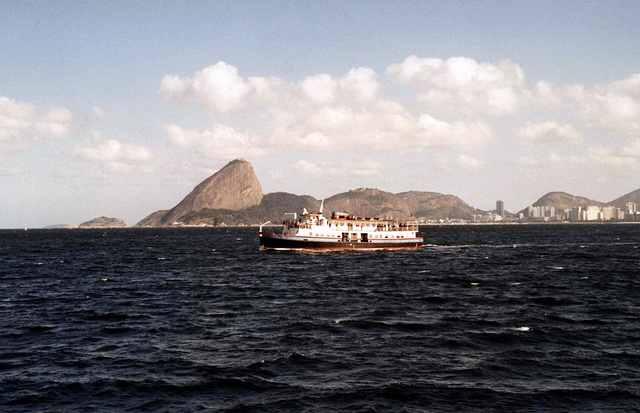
530, 191, 605, 211
161, 189, 481, 226
397, 191, 483, 220
608, 188, 640, 208
79, 217, 127, 228
320, 188, 481, 221
324, 188, 411, 219
134, 210, 168, 227
171, 193, 321, 227
144, 159, 263, 226
134, 157, 640, 226
136, 174, 483, 226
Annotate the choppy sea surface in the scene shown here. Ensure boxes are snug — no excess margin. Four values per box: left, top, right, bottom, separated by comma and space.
1, 225, 639, 412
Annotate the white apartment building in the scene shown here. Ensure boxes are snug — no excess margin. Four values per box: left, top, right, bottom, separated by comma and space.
602, 206, 624, 220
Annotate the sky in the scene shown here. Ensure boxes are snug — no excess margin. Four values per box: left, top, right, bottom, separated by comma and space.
2, 1, 640, 228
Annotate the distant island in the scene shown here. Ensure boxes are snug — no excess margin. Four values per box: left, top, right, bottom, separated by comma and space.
79, 217, 127, 228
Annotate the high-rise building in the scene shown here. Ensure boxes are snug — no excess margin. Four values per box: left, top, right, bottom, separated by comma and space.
496, 200, 504, 217
602, 206, 623, 220
625, 202, 637, 215
569, 206, 582, 221
585, 206, 601, 221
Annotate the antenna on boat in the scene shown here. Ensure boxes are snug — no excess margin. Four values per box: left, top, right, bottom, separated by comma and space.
319, 199, 324, 214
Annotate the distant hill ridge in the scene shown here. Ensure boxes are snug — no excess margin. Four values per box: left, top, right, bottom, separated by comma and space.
79, 217, 127, 228
135, 160, 481, 227
134, 159, 640, 227
527, 189, 640, 212
532, 191, 606, 210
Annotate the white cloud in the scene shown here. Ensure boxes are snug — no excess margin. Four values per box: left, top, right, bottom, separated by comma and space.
0, 96, 72, 151
518, 152, 565, 166
523, 74, 640, 135
299, 74, 338, 105
581, 74, 640, 134
517, 121, 582, 145
348, 159, 385, 176
622, 138, 640, 157
457, 154, 483, 170
93, 106, 109, 121
338, 68, 379, 104
161, 62, 496, 153
294, 160, 343, 176
0, 165, 28, 176
160, 62, 250, 112
294, 159, 385, 177
165, 123, 268, 159
73, 135, 155, 172
417, 114, 493, 148
569, 146, 639, 168
437, 154, 484, 171
386, 56, 524, 115
33, 106, 72, 140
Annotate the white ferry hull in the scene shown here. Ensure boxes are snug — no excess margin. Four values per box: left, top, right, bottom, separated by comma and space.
259, 232, 423, 250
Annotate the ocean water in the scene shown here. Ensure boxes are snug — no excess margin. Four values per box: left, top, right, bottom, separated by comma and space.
1, 225, 639, 412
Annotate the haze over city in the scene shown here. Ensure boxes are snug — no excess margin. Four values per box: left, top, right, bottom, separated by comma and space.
2, 1, 640, 228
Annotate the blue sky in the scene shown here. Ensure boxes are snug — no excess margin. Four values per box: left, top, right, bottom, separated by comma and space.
2, 1, 640, 227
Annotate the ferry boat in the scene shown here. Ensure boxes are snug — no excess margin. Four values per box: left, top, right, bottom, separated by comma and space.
259, 203, 423, 250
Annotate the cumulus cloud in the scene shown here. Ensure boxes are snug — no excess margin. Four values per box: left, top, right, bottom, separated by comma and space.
294, 159, 385, 177
569, 146, 639, 168
299, 74, 338, 105
161, 62, 494, 152
517, 121, 582, 145
523, 74, 640, 135
386, 56, 524, 115
294, 160, 343, 176
417, 115, 493, 148
73, 133, 155, 172
0, 96, 72, 151
581, 74, 640, 134
161, 62, 251, 112
436, 154, 484, 171
520, 146, 640, 169
457, 154, 483, 170
165, 123, 268, 159
33, 106, 72, 140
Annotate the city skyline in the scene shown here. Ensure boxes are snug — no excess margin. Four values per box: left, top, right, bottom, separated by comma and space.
2, 2, 640, 228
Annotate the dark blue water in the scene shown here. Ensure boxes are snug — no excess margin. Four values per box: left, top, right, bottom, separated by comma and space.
1, 225, 639, 412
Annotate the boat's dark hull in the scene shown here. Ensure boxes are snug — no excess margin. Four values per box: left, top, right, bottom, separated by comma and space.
259, 233, 422, 250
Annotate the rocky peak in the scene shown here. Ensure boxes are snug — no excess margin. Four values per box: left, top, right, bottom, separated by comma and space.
159, 159, 263, 225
